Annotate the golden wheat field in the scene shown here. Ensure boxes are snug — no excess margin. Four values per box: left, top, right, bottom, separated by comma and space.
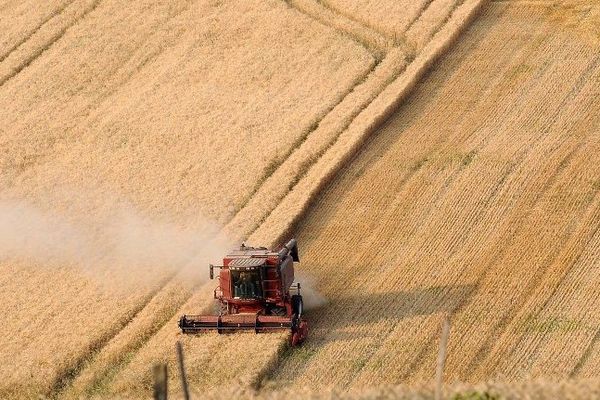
1, 0, 599, 398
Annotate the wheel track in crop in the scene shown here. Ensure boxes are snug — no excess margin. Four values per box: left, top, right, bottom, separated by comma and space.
0, 0, 102, 88
46, 273, 175, 398
0, 0, 77, 63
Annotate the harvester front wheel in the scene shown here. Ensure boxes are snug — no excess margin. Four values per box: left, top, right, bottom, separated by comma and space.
291, 295, 303, 317
290, 316, 308, 346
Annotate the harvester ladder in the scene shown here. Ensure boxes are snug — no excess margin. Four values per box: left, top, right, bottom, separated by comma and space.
260, 267, 280, 296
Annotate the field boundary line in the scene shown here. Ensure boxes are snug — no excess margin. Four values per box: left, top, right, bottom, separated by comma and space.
248, 0, 489, 248
0, 0, 102, 88
0, 0, 78, 63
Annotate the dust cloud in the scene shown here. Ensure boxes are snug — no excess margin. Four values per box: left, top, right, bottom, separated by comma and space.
296, 271, 327, 310
0, 199, 232, 288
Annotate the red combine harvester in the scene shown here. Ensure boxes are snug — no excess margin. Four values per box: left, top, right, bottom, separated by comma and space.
178, 239, 308, 345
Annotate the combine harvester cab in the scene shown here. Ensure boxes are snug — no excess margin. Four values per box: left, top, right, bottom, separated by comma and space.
178, 239, 308, 346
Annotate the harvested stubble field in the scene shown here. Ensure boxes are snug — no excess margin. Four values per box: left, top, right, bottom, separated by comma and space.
1, 0, 599, 399
256, 0, 600, 393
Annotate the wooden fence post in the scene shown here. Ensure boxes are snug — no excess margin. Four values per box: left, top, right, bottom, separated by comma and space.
435, 315, 451, 400
152, 364, 167, 400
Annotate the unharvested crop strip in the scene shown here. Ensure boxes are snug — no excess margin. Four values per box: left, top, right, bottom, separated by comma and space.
404, 0, 438, 35
4, 11, 207, 390
406, 0, 467, 52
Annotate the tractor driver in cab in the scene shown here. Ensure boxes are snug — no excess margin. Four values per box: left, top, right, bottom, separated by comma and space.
235, 271, 259, 298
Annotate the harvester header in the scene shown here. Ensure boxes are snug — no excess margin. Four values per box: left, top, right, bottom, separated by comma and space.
179, 239, 308, 345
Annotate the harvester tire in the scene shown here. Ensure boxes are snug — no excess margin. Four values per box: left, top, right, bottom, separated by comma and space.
292, 295, 303, 317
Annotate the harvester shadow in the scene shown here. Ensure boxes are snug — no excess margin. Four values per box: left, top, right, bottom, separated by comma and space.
304, 283, 476, 344
258, 284, 477, 386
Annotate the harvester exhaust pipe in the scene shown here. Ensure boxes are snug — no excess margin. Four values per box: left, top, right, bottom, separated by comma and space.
279, 238, 299, 262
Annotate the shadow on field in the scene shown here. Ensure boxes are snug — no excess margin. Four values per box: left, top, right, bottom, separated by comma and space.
256, 284, 478, 386
305, 283, 476, 341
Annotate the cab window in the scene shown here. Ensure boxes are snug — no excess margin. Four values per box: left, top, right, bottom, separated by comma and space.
231, 270, 262, 299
